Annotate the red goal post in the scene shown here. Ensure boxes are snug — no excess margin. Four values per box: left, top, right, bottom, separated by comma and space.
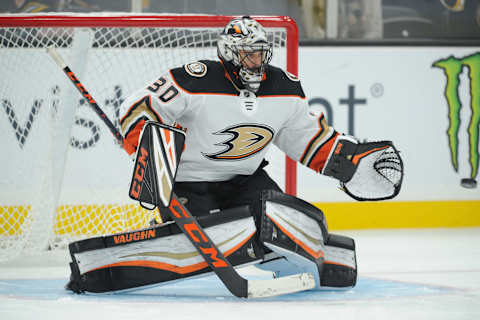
0, 14, 298, 261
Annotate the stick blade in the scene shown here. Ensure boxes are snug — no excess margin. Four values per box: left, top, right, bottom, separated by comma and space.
247, 272, 315, 298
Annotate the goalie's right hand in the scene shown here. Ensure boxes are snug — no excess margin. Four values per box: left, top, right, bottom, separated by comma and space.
322, 136, 403, 201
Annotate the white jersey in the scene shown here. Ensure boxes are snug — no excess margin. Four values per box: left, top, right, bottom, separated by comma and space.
120, 60, 338, 182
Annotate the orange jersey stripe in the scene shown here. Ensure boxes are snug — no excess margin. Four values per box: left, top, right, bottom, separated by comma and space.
307, 132, 339, 172
257, 94, 306, 100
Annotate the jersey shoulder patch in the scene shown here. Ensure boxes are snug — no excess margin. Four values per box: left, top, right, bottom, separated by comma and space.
184, 61, 207, 78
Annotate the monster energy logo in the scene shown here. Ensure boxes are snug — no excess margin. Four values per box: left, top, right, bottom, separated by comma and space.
433, 53, 480, 188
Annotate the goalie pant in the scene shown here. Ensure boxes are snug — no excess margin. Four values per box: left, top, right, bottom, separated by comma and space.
66, 191, 357, 293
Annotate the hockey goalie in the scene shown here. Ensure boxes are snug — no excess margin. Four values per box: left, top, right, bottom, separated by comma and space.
65, 16, 403, 297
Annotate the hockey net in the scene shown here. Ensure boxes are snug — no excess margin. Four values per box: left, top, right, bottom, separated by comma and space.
0, 14, 298, 262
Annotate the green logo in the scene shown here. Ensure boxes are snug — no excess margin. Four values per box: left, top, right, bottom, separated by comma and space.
433, 53, 480, 188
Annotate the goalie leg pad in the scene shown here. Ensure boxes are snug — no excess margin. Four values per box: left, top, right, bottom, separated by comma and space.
258, 191, 357, 289
66, 206, 261, 293
259, 191, 327, 289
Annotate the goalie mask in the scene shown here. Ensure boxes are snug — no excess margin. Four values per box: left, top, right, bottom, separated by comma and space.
217, 16, 273, 92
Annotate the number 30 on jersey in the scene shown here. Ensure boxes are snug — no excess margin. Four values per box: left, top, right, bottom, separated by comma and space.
147, 77, 179, 103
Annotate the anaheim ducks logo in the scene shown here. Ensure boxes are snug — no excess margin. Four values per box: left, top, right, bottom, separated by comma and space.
203, 124, 275, 160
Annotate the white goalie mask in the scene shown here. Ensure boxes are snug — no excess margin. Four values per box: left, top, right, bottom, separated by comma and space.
217, 16, 273, 92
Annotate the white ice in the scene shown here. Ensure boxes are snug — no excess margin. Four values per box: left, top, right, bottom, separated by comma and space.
1, 227, 479, 320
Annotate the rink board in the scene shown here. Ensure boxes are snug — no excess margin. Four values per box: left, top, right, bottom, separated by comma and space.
314, 200, 480, 230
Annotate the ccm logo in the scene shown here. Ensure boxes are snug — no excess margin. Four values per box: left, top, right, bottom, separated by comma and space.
67, 71, 96, 104
130, 147, 148, 198
170, 197, 228, 268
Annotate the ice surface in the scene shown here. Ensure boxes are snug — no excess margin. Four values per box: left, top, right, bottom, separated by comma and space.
1, 228, 479, 320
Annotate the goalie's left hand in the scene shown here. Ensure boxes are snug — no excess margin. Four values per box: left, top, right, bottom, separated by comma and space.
322, 136, 403, 201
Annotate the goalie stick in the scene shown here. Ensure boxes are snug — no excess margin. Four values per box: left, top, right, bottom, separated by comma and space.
47, 47, 315, 298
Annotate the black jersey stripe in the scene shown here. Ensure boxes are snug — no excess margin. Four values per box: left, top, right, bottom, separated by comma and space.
300, 114, 327, 164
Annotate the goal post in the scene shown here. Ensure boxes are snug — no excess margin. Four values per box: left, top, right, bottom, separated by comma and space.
0, 14, 298, 262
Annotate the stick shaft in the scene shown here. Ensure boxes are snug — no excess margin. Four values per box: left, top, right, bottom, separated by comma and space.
167, 194, 248, 297
47, 47, 125, 147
